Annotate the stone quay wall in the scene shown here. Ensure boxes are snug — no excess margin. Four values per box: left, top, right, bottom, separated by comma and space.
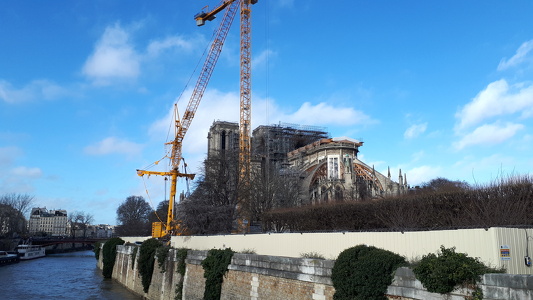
100, 245, 533, 300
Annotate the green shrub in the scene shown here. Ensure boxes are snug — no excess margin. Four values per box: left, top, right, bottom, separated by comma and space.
176, 248, 189, 276
131, 246, 138, 270
101, 237, 125, 278
413, 245, 503, 295
300, 252, 325, 259
156, 245, 171, 273
331, 245, 406, 300
239, 248, 256, 254
93, 241, 102, 260
138, 238, 162, 293
175, 248, 189, 300
202, 248, 234, 300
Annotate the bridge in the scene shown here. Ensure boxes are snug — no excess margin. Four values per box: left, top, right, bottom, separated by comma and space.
30, 237, 108, 247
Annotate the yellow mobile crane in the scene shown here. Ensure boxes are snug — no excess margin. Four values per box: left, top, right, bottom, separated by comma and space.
137, 0, 241, 238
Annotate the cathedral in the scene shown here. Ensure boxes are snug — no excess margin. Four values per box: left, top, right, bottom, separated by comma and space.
206, 120, 408, 205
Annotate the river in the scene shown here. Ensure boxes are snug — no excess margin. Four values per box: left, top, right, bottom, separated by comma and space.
0, 250, 141, 300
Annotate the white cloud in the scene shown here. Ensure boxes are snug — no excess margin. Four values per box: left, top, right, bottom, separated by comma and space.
0, 147, 42, 194
11, 166, 42, 178
0, 79, 67, 103
252, 49, 277, 69
405, 165, 442, 186
404, 123, 427, 139
0, 146, 22, 166
82, 23, 140, 85
84, 137, 143, 157
453, 122, 524, 150
146, 35, 197, 57
498, 40, 533, 70
146, 88, 376, 175
455, 79, 533, 130
280, 102, 375, 126
411, 150, 425, 162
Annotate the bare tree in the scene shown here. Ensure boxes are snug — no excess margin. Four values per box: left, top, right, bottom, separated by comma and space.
69, 211, 83, 238
0, 203, 26, 239
80, 212, 94, 237
177, 151, 239, 234
0, 193, 35, 217
248, 166, 301, 225
418, 177, 470, 193
116, 196, 153, 236
149, 200, 169, 225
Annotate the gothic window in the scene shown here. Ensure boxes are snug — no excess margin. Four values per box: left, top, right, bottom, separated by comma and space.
328, 156, 339, 180
221, 130, 226, 150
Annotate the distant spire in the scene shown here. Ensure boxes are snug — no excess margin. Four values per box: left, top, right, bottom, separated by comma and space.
399, 169, 403, 186
404, 173, 407, 187
388, 166, 391, 178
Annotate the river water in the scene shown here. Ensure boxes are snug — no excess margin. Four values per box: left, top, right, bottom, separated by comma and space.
0, 250, 141, 300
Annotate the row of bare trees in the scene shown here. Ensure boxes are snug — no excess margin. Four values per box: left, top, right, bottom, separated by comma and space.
67, 211, 94, 238
263, 176, 533, 232
175, 152, 302, 234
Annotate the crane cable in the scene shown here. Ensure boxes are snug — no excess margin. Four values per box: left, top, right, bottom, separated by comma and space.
142, 15, 219, 203
165, 18, 221, 145
141, 175, 165, 223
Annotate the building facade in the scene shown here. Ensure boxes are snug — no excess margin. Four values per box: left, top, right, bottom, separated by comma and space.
87, 224, 116, 238
206, 121, 407, 205
28, 207, 68, 236
287, 137, 407, 204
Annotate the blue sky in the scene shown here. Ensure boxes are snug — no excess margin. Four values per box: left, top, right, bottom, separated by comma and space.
1, 0, 533, 225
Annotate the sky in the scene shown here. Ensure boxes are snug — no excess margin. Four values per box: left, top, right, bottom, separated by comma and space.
1, 0, 533, 225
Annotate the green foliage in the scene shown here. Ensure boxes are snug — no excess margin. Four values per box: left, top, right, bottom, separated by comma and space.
470, 286, 484, 300
174, 248, 189, 300
300, 252, 325, 259
156, 245, 171, 273
138, 238, 162, 293
101, 237, 125, 278
239, 248, 256, 254
413, 246, 503, 294
176, 248, 189, 276
202, 248, 234, 300
331, 245, 406, 300
131, 246, 138, 270
93, 241, 102, 260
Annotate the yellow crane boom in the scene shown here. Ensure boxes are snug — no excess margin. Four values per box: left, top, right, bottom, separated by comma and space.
137, 0, 240, 238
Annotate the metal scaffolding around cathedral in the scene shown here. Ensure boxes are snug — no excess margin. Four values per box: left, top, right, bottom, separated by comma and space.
206, 120, 407, 205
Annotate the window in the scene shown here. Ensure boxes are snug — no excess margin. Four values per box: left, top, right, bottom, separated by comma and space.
328, 156, 339, 180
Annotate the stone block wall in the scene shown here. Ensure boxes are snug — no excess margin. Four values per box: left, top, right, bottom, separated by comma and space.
482, 273, 533, 299
222, 253, 335, 300
388, 267, 533, 300
100, 246, 533, 300
183, 250, 207, 300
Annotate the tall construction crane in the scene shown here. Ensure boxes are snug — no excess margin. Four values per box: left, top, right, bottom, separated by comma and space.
196, 0, 257, 232
137, 0, 240, 238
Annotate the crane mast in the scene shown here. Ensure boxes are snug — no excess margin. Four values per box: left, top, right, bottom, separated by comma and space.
238, 0, 254, 230
197, 0, 257, 232
137, 0, 239, 238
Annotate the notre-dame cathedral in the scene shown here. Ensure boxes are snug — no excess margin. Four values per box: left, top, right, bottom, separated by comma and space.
206, 120, 408, 206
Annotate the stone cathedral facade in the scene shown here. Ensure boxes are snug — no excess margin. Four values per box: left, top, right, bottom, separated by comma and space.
206, 120, 407, 205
